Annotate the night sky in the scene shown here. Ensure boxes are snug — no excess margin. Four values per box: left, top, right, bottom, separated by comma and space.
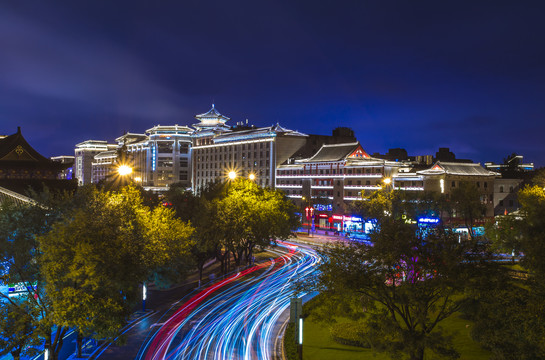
1, 1, 544, 166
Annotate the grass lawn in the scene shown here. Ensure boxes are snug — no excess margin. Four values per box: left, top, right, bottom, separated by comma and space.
302, 314, 491, 360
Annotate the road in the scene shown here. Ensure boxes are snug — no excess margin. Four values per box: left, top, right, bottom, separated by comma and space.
132, 242, 319, 360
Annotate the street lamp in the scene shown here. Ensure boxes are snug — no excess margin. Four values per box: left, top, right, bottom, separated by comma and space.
248, 173, 256, 181
228, 171, 237, 180
117, 165, 133, 176
302, 196, 313, 236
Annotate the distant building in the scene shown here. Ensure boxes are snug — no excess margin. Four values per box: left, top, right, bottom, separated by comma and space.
417, 162, 498, 218
434, 147, 472, 163
50, 155, 74, 180
75, 140, 116, 185
485, 154, 534, 173
493, 178, 523, 215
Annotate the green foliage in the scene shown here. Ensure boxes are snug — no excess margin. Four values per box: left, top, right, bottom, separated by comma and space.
310, 216, 496, 360
283, 323, 299, 360
450, 182, 485, 237
466, 282, 545, 360
0, 190, 74, 360
216, 178, 299, 265
166, 179, 299, 272
38, 184, 194, 339
351, 190, 447, 224
330, 322, 370, 348
0, 299, 40, 360
474, 185, 545, 359
532, 168, 545, 187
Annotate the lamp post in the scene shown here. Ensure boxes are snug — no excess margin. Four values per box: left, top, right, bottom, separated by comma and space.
298, 316, 304, 359
142, 282, 147, 312
302, 196, 313, 236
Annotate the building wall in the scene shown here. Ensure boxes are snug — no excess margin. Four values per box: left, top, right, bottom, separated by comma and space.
493, 178, 523, 215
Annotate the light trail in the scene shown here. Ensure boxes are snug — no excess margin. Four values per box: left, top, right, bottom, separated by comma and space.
138, 242, 319, 360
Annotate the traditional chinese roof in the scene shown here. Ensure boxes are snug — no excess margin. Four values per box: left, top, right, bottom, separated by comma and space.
296, 142, 363, 163
212, 123, 307, 143
0, 127, 53, 163
417, 161, 498, 176
0, 127, 75, 194
193, 105, 231, 128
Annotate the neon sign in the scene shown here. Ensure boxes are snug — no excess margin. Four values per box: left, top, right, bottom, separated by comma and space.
418, 217, 440, 224
314, 204, 332, 211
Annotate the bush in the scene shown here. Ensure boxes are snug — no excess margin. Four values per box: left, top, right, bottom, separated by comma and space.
283, 323, 299, 360
330, 322, 370, 348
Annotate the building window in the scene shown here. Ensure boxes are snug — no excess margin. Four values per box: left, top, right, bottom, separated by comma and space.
509, 186, 514, 193
157, 141, 173, 153
499, 186, 504, 193
452, 181, 456, 187
499, 200, 504, 206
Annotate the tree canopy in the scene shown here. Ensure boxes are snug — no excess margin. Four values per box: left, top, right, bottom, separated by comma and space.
310, 191, 496, 360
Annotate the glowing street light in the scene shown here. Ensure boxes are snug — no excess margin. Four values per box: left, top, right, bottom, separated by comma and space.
118, 165, 133, 176
383, 177, 392, 185
228, 171, 237, 180
248, 173, 256, 181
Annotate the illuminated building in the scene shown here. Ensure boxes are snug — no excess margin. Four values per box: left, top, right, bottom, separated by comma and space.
277, 142, 498, 230
276, 142, 416, 220
79, 125, 193, 190
145, 125, 193, 189
50, 155, 74, 180
75, 140, 116, 185
415, 162, 498, 218
191, 105, 308, 190
484, 154, 534, 172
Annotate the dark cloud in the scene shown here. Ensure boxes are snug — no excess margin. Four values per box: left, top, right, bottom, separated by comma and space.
0, 0, 544, 166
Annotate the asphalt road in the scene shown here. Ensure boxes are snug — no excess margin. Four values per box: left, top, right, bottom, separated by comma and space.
111, 242, 320, 360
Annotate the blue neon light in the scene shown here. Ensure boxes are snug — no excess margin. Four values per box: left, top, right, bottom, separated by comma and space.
418, 217, 440, 224
152, 145, 157, 171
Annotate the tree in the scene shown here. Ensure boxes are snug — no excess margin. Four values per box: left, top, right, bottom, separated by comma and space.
466, 280, 545, 360
38, 185, 194, 356
469, 185, 545, 359
0, 299, 40, 360
0, 190, 73, 360
309, 216, 495, 360
164, 182, 222, 282
450, 182, 485, 238
490, 185, 545, 275
216, 178, 299, 266
532, 168, 545, 188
